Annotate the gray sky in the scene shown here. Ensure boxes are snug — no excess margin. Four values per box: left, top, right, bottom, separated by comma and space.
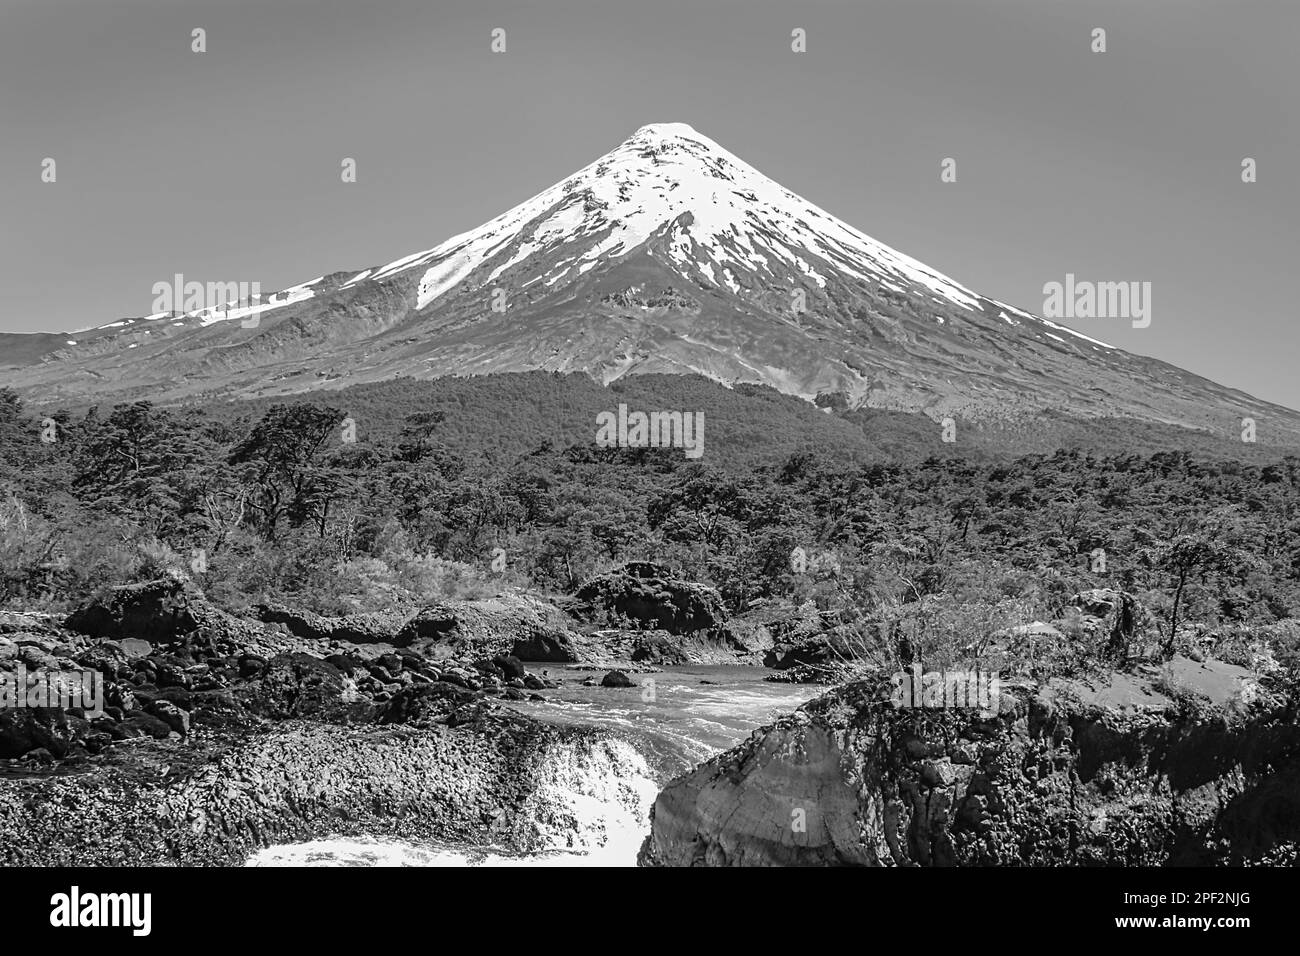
2, 0, 1296, 408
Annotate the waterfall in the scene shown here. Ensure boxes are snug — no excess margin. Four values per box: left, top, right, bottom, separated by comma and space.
246, 735, 659, 867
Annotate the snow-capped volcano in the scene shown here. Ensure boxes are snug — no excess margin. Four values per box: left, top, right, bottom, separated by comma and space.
368, 122, 987, 318
2, 122, 1294, 444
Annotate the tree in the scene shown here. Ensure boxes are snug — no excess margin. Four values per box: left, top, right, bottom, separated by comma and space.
397, 411, 446, 462
1145, 526, 1244, 654
228, 403, 345, 539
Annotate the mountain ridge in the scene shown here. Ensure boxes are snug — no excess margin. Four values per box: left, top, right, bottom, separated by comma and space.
3, 122, 1298, 447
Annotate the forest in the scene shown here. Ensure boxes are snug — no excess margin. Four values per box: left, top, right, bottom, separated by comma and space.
3, 372, 1299, 674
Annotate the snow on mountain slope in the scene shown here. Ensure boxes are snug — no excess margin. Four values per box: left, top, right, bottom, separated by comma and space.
370, 123, 985, 315
2, 122, 1296, 446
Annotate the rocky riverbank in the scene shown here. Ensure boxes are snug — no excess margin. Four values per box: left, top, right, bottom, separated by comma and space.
18, 565, 1277, 868
639, 657, 1300, 866
0, 574, 672, 865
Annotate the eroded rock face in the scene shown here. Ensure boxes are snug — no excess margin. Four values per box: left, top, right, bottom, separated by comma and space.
573, 562, 727, 635
645, 711, 876, 866
640, 665, 1300, 866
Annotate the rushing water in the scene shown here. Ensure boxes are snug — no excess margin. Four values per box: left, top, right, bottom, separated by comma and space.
246, 665, 821, 867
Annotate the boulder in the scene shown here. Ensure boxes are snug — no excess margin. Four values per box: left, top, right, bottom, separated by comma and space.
1066, 589, 1151, 659
746, 601, 848, 670
492, 654, 526, 680
65, 576, 216, 644
76, 643, 130, 680
631, 634, 690, 665
148, 699, 190, 736
511, 631, 579, 663
395, 594, 579, 662
0, 710, 41, 758
118, 638, 154, 660
0, 708, 94, 759
115, 712, 172, 740
600, 670, 635, 688
252, 603, 406, 644
573, 563, 727, 635
1069, 588, 1126, 619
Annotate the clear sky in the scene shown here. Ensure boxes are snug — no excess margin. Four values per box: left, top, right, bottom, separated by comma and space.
2, 0, 1296, 408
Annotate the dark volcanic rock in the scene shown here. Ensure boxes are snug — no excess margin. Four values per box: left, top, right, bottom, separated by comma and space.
600, 670, 636, 688
64, 575, 215, 644
253, 603, 407, 645
0, 707, 97, 758
115, 712, 172, 740
148, 699, 191, 736
1065, 588, 1152, 659
0, 710, 44, 758
631, 634, 690, 665
395, 594, 579, 662
511, 631, 579, 663
378, 682, 479, 726
240, 652, 368, 722
747, 602, 867, 675
574, 563, 727, 635
492, 654, 526, 681
753, 602, 834, 669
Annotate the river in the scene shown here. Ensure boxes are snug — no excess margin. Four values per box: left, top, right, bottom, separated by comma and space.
246, 665, 821, 867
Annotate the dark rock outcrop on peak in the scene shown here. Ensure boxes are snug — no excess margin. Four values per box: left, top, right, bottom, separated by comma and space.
640, 660, 1300, 866
573, 562, 727, 636
395, 594, 580, 661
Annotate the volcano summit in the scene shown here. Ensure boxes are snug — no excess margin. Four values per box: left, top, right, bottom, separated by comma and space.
3, 122, 1295, 444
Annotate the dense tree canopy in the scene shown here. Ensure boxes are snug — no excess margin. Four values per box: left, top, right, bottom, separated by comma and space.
2, 380, 1298, 653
